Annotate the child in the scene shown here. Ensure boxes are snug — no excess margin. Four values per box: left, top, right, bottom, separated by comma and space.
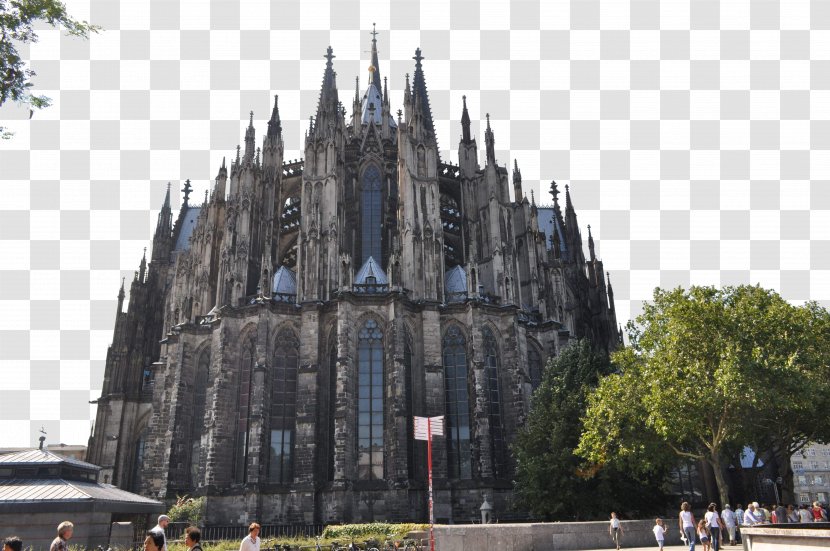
697, 519, 711, 551
652, 518, 668, 551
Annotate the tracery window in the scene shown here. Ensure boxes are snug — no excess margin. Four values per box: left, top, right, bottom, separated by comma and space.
443, 325, 471, 479
233, 342, 255, 483
404, 336, 415, 479
361, 165, 382, 264
269, 330, 299, 484
357, 319, 384, 480
527, 343, 543, 392
483, 327, 507, 478
327, 339, 337, 482
190, 348, 210, 487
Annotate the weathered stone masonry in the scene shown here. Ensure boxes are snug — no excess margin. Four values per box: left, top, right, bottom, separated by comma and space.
87, 32, 620, 524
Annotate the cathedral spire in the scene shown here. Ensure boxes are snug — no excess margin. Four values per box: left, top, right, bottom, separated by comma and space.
311, 46, 340, 139
607, 271, 616, 311
513, 158, 523, 202
485, 113, 496, 165
267, 94, 282, 139
460, 95, 471, 144
139, 247, 147, 282
244, 111, 255, 161
564, 184, 585, 265
411, 48, 437, 147
370, 23, 382, 101
588, 224, 596, 261
117, 277, 126, 313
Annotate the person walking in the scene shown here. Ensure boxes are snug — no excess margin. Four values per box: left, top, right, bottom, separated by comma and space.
152, 515, 170, 551
812, 501, 828, 522
49, 522, 73, 551
720, 505, 737, 546
609, 512, 624, 550
734, 504, 744, 544
239, 523, 261, 551
3, 537, 22, 551
704, 503, 721, 551
185, 527, 203, 551
679, 502, 697, 551
697, 519, 711, 551
144, 530, 165, 551
652, 518, 668, 551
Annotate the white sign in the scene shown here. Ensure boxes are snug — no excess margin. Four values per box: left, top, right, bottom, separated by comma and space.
414, 416, 444, 440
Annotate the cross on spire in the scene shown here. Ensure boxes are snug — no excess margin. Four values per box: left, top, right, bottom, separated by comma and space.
413, 47, 424, 66
371, 22, 378, 42
182, 178, 192, 205
324, 46, 335, 66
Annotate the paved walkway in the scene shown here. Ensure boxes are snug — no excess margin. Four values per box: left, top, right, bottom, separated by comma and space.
585, 546, 705, 551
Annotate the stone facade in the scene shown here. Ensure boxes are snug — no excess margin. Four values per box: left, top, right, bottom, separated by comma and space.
87, 33, 620, 524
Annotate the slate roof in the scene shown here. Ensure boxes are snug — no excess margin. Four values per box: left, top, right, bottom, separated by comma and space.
271, 265, 297, 295
0, 449, 100, 471
0, 479, 162, 513
355, 256, 388, 285
444, 265, 467, 294
174, 206, 201, 251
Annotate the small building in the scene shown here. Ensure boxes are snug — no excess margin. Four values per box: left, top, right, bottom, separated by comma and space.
0, 448, 163, 550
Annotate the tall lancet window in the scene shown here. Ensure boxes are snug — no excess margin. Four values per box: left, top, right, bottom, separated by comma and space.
361, 165, 382, 264
483, 328, 507, 478
190, 348, 210, 488
233, 341, 255, 484
269, 330, 299, 484
443, 325, 472, 479
528, 343, 543, 392
358, 318, 384, 480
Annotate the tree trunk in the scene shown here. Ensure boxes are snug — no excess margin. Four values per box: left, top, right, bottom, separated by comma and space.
775, 451, 796, 505
709, 453, 731, 508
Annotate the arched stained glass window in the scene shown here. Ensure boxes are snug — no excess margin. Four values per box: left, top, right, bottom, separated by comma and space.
233, 342, 255, 484
269, 330, 299, 484
483, 327, 507, 478
358, 319, 384, 480
190, 348, 210, 487
361, 165, 382, 264
443, 325, 472, 479
327, 338, 337, 482
528, 343, 543, 392
404, 336, 415, 479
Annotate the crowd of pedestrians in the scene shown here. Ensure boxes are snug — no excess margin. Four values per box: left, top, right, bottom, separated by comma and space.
673, 500, 829, 551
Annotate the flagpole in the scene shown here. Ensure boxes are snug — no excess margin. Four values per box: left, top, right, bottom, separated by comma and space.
427, 416, 435, 551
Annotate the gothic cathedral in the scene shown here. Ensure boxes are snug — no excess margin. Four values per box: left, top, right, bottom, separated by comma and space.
87, 34, 620, 524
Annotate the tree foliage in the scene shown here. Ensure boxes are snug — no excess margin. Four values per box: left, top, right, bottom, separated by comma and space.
577, 285, 830, 507
0, 0, 100, 137
513, 339, 672, 520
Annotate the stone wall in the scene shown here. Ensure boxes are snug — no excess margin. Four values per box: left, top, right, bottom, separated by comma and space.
740, 526, 830, 551
0, 511, 112, 551
434, 520, 685, 551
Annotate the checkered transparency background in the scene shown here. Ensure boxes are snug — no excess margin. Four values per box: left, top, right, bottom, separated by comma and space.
1, 0, 829, 447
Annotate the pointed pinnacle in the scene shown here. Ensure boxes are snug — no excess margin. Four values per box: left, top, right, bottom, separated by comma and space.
249, 110, 254, 127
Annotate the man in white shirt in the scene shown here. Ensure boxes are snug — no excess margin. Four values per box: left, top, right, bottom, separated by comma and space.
151, 515, 170, 551
742, 503, 763, 526
239, 523, 261, 551
721, 505, 737, 545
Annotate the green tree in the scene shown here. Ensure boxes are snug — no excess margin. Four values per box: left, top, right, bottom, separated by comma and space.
577, 285, 830, 507
1, 0, 100, 138
513, 339, 672, 520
